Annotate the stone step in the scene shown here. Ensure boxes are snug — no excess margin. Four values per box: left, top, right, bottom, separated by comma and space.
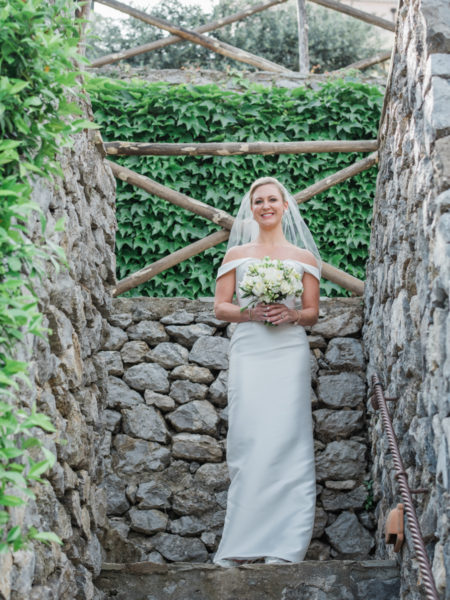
96, 559, 400, 600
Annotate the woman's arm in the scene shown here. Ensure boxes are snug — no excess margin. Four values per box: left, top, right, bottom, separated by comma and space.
214, 267, 269, 323
294, 272, 320, 325
214, 269, 248, 323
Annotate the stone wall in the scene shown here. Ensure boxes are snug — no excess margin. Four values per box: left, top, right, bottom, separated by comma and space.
0, 102, 117, 599
99, 296, 376, 565
94, 65, 386, 91
363, 0, 450, 598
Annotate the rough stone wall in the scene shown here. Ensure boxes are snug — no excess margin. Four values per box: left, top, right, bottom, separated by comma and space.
99, 296, 376, 565
363, 0, 450, 598
0, 108, 117, 598
94, 65, 386, 91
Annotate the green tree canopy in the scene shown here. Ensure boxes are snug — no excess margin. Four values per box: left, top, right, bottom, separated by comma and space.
88, 0, 385, 73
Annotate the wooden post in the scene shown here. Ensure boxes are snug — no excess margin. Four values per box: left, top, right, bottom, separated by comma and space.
307, 0, 395, 32
94, 0, 295, 74
104, 140, 378, 156
90, 0, 289, 68
296, 0, 309, 75
75, 0, 91, 56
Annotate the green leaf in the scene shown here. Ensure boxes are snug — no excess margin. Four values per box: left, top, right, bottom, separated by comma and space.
28, 529, 63, 545
6, 525, 21, 543
0, 494, 26, 507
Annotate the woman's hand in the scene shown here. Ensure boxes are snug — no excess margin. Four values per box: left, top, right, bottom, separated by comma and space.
253, 303, 297, 325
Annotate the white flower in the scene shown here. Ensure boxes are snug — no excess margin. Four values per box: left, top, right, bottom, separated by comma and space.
239, 257, 303, 310
264, 267, 283, 284
280, 280, 291, 295
252, 279, 265, 296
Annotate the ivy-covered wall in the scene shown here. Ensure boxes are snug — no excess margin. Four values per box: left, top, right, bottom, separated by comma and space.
88, 76, 383, 298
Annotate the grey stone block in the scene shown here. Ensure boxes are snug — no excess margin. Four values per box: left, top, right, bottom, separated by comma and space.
313, 409, 364, 441
97, 351, 124, 376
120, 340, 150, 364
150, 342, 189, 369
144, 390, 176, 412
170, 364, 214, 384
209, 370, 228, 407
113, 435, 170, 475
123, 363, 170, 393
167, 400, 219, 435
320, 485, 368, 511
172, 433, 223, 463
122, 404, 169, 443
161, 310, 195, 325
127, 320, 169, 345
170, 380, 208, 404
129, 508, 168, 534
325, 511, 375, 558
315, 440, 367, 481
189, 336, 230, 370
166, 323, 216, 347
324, 338, 365, 371
102, 325, 128, 351
168, 515, 206, 536
151, 533, 209, 562
136, 481, 172, 509
317, 373, 366, 408
172, 487, 216, 516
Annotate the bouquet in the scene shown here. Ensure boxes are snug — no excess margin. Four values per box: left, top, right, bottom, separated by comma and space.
239, 257, 303, 324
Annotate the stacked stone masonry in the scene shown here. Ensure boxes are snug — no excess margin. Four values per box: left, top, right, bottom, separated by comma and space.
363, 0, 450, 598
0, 112, 117, 599
99, 296, 376, 566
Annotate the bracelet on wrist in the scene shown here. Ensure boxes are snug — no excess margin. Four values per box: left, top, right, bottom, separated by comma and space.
248, 308, 252, 321
296, 310, 302, 325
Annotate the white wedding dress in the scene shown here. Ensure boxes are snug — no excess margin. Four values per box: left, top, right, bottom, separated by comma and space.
213, 257, 319, 564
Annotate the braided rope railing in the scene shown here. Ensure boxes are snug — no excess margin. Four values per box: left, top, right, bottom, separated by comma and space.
371, 374, 439, 600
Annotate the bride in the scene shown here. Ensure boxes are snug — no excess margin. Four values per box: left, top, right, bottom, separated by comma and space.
213, 177, 321, 567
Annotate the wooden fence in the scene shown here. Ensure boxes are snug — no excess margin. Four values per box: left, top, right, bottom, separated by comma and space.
90, 0, 393, 296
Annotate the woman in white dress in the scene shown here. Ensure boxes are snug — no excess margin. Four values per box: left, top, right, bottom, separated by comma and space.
213, 177, 321, 567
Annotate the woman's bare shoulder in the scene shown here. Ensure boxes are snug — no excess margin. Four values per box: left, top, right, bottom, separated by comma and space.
289, 247, 318, 267
222, 244, 254, 264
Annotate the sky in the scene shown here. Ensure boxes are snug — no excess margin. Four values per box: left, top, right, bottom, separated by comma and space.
92, 0, 219, 20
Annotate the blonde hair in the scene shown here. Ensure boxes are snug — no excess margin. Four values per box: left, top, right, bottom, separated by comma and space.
249, 177, 286, 204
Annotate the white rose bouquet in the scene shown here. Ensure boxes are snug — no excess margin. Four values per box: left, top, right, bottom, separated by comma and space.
239, 257, 303, 324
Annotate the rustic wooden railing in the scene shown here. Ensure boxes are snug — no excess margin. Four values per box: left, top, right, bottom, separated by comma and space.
91, 0, 393, 74
96, 138, 377, 297
90, 0, 290, 69
93, 0, 295, 74
91, 0, 390, 296
104, 140, 378, 157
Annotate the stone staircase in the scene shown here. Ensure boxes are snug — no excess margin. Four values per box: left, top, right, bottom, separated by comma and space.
95, 559, 400, 599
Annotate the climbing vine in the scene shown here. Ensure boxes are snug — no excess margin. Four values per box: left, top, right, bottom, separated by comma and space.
88, 75, 383, 298
0, 0, 93, 552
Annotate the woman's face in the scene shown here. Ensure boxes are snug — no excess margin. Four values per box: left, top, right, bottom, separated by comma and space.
251, 183, 287, 228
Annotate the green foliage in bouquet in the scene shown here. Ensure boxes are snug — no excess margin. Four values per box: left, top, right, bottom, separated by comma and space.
88, 75, 382, 298
0, 0, 91, 552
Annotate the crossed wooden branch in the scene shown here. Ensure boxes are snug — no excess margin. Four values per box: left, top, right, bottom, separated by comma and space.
103, 148, 377, 297
91, 0, 393, 73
